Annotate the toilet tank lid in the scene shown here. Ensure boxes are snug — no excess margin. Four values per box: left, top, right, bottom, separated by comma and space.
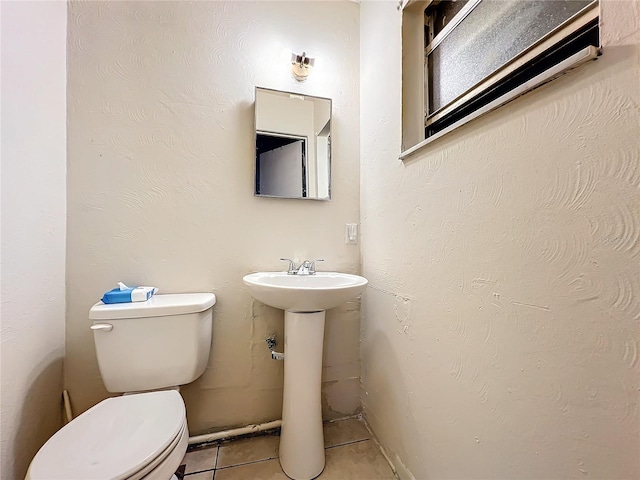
90, 292, 216, 320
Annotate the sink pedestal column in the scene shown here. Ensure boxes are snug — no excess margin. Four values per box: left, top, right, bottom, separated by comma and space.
279, 310, 326, 480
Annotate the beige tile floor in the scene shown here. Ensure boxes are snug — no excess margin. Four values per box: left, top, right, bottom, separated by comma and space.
178, 418, 396, 480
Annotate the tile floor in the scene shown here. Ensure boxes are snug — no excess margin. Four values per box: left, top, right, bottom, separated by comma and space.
177, 418, 396, 480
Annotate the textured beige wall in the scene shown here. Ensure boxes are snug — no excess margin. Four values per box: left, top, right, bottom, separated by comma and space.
1, 2, 67, 479
66, 1, 360, 434
360, 1, 639, 479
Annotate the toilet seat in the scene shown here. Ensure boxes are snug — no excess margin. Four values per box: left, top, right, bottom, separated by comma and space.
27, 390, 187, 480
128, 420, 188, 480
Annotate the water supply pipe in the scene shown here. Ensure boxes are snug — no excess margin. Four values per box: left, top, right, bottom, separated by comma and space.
188, 420, 282, 445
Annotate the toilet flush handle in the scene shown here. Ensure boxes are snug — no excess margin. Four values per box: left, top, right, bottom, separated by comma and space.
90, 323, 113, 332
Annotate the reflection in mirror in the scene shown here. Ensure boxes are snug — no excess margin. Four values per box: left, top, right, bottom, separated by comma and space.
255, 87, 331, 200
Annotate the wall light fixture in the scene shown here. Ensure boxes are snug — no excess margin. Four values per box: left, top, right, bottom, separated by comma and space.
290, 51, 315, 81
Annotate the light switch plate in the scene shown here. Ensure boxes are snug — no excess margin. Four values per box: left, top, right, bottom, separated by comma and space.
345, 223, 358, 244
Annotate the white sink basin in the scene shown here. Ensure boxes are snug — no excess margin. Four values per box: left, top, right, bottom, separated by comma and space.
243, 271, 368, 312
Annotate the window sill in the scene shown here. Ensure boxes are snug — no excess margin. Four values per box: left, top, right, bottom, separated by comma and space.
399, 45, 599, 161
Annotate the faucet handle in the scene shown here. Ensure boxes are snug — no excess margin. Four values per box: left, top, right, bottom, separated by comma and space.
280, 258, 297, 275
309, 259, 324, 274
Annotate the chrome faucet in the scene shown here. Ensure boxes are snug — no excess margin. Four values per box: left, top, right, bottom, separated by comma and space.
280, 258, 324, 275
297, 260, 312, 275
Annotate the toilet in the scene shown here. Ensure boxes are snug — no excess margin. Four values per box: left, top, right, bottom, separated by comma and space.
26, 292, 216, 480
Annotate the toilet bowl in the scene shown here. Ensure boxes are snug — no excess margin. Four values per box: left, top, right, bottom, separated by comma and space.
26, 293, 216, 480
26, 390, 188, 480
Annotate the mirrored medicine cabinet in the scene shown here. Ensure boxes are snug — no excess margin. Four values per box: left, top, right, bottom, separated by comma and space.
254, 87, 331, 201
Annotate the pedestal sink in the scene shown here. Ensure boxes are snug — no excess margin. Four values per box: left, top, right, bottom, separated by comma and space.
243, 271, 368, 480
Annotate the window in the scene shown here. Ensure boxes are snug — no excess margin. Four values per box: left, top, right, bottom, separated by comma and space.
401, 0, 600, 157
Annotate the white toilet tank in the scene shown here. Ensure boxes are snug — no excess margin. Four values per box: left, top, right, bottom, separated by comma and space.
90, 293, 216, 393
